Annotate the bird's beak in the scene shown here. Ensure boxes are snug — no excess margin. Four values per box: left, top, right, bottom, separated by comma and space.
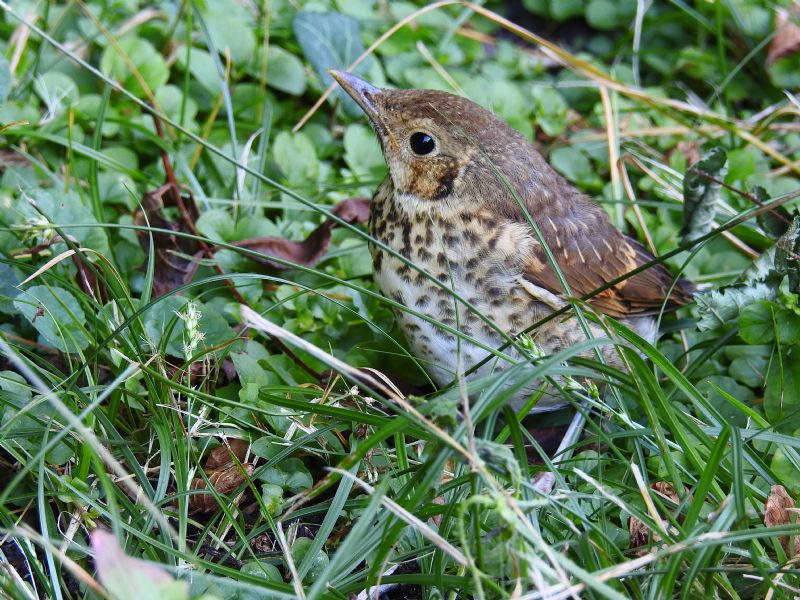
329, 70, 398, 150
329, 70, 381, 121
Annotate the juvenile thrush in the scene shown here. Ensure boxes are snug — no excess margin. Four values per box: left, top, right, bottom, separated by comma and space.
330, 71, 694, 411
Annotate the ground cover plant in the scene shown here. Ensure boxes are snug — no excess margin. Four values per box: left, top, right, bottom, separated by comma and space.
1, 0, 800, 598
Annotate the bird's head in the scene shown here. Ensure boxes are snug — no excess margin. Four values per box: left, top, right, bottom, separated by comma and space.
330, 71, 544, 210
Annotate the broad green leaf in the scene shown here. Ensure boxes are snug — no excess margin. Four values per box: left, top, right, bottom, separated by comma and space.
28, 189, 110, 255
240, 559, 282, 582
293, 10, 373, 115
258, 483, 283, 517
699, 376, 753, 427
550, 146, 601, 189
0, 370, 71, 464
729, 352, 769, 388
176, 47, 220, 95
273, 131, 318, 185
681, 147, 727, 243
0, 263, 21, 314
101, 37, 169, 97
290, 537, 329, 583
0, 54, 10, 103
696, 282, 776, 331
203, 7, 256, 66
343, 123, 385, 179
739, 301, 776, 344
549, 0, 583, 20
771, 442, 800, 494
14, 285, 90, 353
585, 0, 620, 29
196, 209, 235, 243
531, 86, 568, 137
265, 46, 307, 95
764, 349, 800, 428
155, 85, 198, 124
33, 72, 78, 111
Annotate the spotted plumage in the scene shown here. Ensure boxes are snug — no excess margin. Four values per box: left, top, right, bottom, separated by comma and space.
331, 71, 694, 412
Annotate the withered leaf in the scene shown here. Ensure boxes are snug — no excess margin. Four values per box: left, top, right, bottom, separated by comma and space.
767, 4, 800, 66
205, 438, 250, 469
629, 482, 682, 549
764, 484, 799, 557
231, 197, 370, 269
189, 463, 255, 513
134, 183, 203, 297
189, 438, 253, 513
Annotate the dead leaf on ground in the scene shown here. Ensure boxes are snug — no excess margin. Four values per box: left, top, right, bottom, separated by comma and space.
764, 484, 800, 557
629, 482, 683, 550
189, 438, 254, 513
230, 197, 370, 269
134, 183, 204, 297
767, 3, 800, 66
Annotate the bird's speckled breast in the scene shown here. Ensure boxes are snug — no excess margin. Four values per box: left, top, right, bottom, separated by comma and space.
368, 178, 590, 404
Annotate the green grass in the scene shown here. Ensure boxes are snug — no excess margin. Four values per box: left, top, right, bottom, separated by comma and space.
2, 1, 800, 599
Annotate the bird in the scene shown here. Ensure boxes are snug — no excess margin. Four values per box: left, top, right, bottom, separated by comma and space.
329, 70, 694, 412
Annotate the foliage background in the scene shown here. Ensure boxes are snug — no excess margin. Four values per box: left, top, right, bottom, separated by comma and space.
1, 0, 800, 598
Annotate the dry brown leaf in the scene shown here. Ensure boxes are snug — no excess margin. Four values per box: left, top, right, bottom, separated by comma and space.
767, 4, 800, 66
764, 484, 799, 556
629, 482, 682, 549
134, 183, 203, 297
205, 438, 250, 469
189, 463, 255, 513
189, 438, 254, 513
230, 198, 370, 270
652, 481, 680, 504
629, 514, 650, 548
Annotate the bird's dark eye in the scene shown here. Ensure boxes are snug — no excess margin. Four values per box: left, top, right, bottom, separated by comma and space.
409, 132, 436, 156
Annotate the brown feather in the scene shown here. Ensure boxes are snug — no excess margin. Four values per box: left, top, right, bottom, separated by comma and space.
522, 200, 694, 318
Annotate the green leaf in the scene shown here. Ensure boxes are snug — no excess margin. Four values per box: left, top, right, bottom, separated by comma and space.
293, 10, 373, 116
0, 54, 10, 103
0, 370, 71, 464
0, 263, 22, 314
196, 209, 235, 243
33, 72, 79, 109
240, 559, 282, 582
14, 285, 90, 353
258, 483, 283, 517
681, 147, 727, 243
729, 351, 769, 387
176, 47, 220, 95
202, 7, 256, 66
101, 37, 169, 97
585, 0, 619, 30
343, 123, 385, 179
549, 0, 583, 20
29, 189, 110, 255
531, 86, 568, 137
273, 131, 319, 185
771, 442, 800, 494
289, 537, 329, 583
696, 282, 776, 331
550, 146, 601, 189
764, 349, 800, 428
265, 46, 307, 95
739, 301, 776, 344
